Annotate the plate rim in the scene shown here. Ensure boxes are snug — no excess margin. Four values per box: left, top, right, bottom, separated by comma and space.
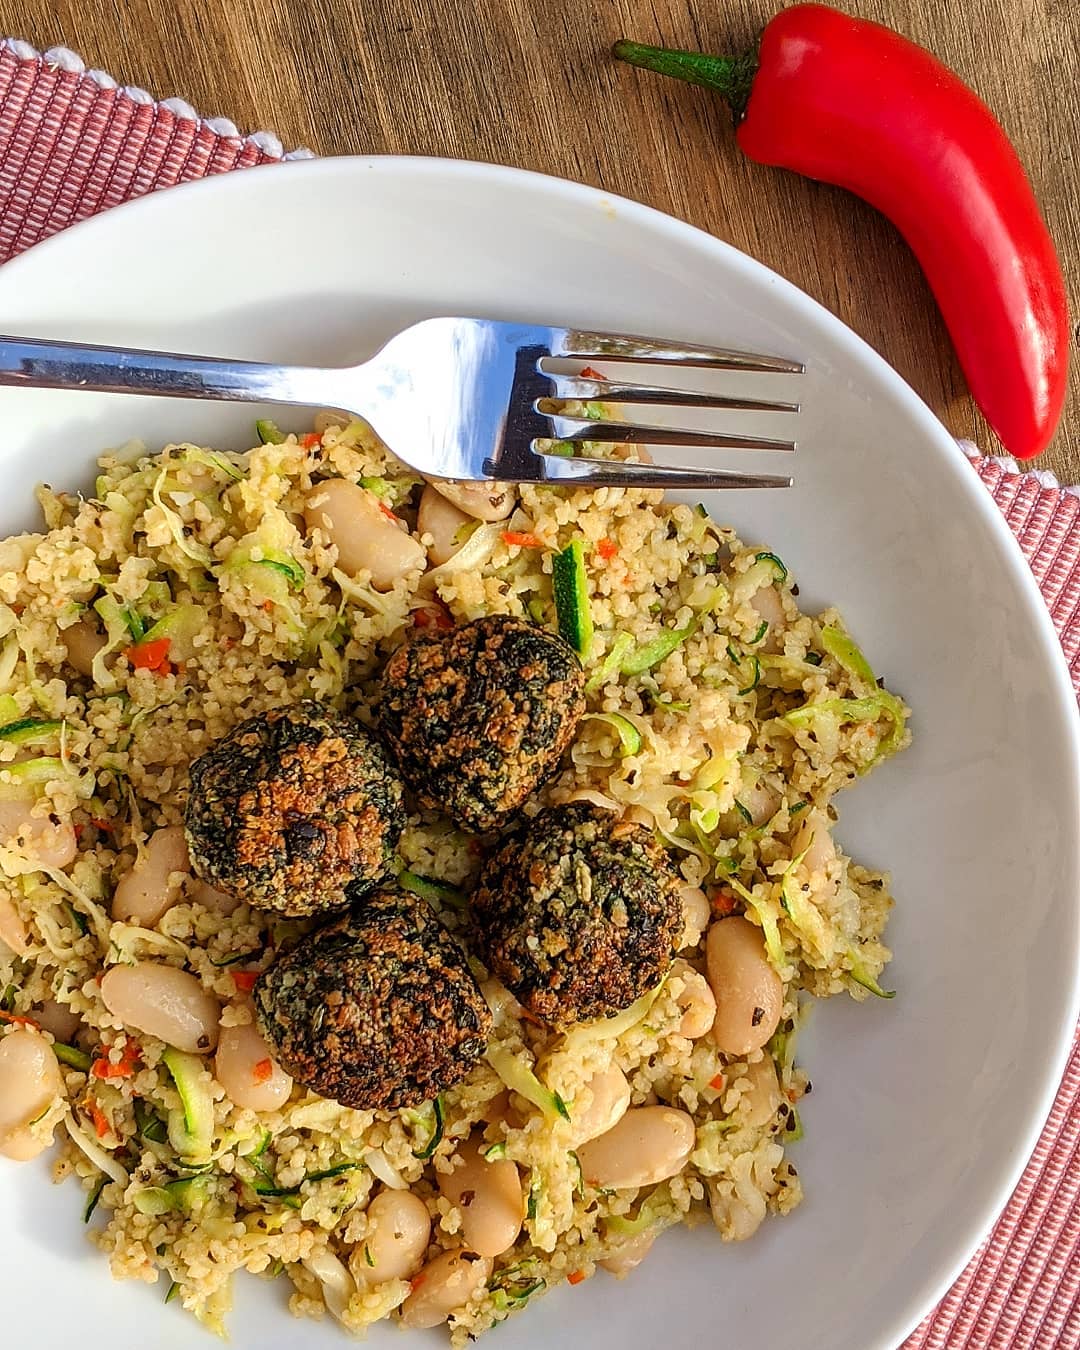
0, 152, 1077, 1349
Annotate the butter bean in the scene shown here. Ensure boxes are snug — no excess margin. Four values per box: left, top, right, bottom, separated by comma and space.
100, 962, 220, 1053
569, 1065, 631, 1147
600, 1231, 656, 1278
707, 917, 783, 1056
576, 1106, 695, 1191
669, 958, 716, 1040
429, 480, 515, 522
0, 1029, 64, 1160
678, 885, 710, 950
215, 1018, 292, 1111
400, 1250, 492, 1329
438, 1135, 523, 1258
350, 1189, 432, 1286
0, 799, 77, 873
111, 826, 190, 925
304, 479, 426, 589
62, 620, 106, 677
417, 485, 473, 566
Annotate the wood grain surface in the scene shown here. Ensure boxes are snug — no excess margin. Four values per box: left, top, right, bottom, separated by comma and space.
0, 0, 1077, 478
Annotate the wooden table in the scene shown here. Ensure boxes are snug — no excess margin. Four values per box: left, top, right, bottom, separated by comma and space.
3, 0, 1077, 479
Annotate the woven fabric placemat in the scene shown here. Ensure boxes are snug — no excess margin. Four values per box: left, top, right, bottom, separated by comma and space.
0, 36, 1077, 1349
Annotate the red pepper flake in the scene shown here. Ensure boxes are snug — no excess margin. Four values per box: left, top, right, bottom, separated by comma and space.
786, 1089, 799, 1104
595, 537, 618, 561
89, 817, 116, 834
261, 600, 274, 612
0, 1010, 40, 1029
567, 1269, 588, 1286
709, 1072, 726, 1092
409, 1273, 427, 1293
124, 636, 172, 674
377, 500, 398, 522
72, 823, 85, 842
232, 971, 259, 993
501, 530, 542, 549
580, 365, 608, 381
300, 432, 322, 449
252, 1058, 274, 1085
87, 1101, 111, 1139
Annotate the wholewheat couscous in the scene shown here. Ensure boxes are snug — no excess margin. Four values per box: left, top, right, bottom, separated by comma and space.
0, 415, 908, 1342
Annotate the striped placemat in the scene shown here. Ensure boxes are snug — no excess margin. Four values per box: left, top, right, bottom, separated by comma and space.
0, 36, 1077, 1349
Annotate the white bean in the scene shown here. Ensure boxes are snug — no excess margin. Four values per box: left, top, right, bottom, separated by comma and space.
792, 807, 837, 876
400, 1249, 492, 1329
678, 885, 710, 950
100, 961, 220, 1053
707, 917, 783, 1055
188, 878, 241, 916
600, 1230, 656, 1278
429, 480, 516, 522
0, 799, 77, 873
62, 620, 106, 678
670, 958, 717, 1040
576, 1106, 696, 1191
214, 1018, 292, 1111
569, 1064, 631, 1147
34, 999, 80, 1042
350, 1189, 432, 1286
738, 1055, 783, 1129
0, 1029, 64, 1160
417, 485, 473, 566
0, 891, 29, 953
437, 1135, 523, 1258
111, 826, 190, 925
304, 479, 426, 589
749, 585, 785, 653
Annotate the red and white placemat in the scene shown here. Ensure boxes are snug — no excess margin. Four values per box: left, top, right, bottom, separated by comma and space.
0, 36, 1077, 1350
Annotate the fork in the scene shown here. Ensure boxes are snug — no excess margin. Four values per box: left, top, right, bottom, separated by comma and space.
0, 320, 801, 489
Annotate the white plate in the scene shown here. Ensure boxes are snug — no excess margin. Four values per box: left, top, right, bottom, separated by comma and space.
0, 158, 1076, 1350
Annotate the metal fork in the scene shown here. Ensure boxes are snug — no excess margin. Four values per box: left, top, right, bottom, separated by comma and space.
0, 320, 801, 489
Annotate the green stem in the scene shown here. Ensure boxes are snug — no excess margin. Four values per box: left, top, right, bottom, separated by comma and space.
612, 39, 759, 120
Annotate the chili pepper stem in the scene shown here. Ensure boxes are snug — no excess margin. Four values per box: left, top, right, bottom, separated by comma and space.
612, 40, 759, 119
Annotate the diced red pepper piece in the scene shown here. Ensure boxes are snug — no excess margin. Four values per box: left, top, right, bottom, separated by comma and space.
124, 637, 172, 673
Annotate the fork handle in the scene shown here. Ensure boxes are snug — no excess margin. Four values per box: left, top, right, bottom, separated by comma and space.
0, 335, 342, 408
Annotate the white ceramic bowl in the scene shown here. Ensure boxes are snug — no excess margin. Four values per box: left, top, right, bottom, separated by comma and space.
0, 158, 1076, 1350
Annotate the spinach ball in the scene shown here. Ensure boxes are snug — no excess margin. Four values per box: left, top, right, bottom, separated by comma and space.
185, 701, 405, 917
377, 614, 585, 833
253, 888, 492, 1109
470, 801, 682, 1028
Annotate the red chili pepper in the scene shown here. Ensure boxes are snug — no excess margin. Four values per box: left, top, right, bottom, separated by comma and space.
567, 1269, 588, 1286
232, 971, 259, 993
709, 888, 737, 916
300, 432, 322, 449
0, 1010, 40, 1029
580, 366, 608, 381
614, 5, 1069, 460
595, 537, 618, 561
124, 636, 172, 673
252, 1058, 274, 1084
709, 1072, 726, 1091
89, 817, 116, 834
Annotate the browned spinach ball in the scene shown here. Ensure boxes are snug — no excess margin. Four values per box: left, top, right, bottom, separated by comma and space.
377, 614, 585, 833
470, 801, 683, 1028
185, 701, 405, 917
253, 888, 492, 1110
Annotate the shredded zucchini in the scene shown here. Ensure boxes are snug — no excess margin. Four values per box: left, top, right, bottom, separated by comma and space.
162, 1048, 215, 1164
582, 711, 643, 758
821, 626, 876, 684
552, 540, 593, 659
485, 1044, 570, 1123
